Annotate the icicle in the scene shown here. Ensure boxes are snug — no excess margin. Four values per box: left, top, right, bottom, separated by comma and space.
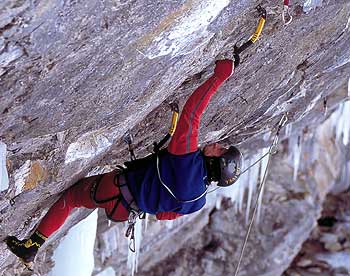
144, 214, 149, 231
257, 147, 269, 224
204, 183, 218, 208
215, 196, 222, 209
293, 136, 302, 181
245, 156, 260, 225
341, 101, 350, 145
334, 101, 350, 145
285, 123, 292, 137
348, 77, 350, 98
127, 219, 143, 276
245, 162, 253, 225
323, 97, 328, 117
287, 134, 303, 182
166, 220, 174, 229
238, 179, 245, 213
0, 141, 9, 192
228, 169, 243, 213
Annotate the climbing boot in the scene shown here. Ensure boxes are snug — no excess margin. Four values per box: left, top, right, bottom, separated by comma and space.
5, 231, 47, 269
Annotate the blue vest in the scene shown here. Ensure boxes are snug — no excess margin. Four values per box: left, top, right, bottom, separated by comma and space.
125, 150, 207, 215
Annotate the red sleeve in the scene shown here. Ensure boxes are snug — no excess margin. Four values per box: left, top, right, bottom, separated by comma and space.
156, 212, 183, 220
167, 60, 234, 155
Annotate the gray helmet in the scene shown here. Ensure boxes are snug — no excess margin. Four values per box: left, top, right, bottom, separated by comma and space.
218, 146, 243, 187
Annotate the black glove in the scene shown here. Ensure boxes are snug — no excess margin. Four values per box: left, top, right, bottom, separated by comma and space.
233, 52, 240, 68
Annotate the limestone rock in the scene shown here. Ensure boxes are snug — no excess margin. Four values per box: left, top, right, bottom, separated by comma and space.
0, 0, 349, 275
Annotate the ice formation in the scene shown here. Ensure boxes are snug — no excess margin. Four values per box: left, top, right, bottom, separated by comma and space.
49, 210, 98, 276
211, 146, 271, 224
330, 100, 350, 146
96, 267, 116, 276
257, 147, 269, 224
0, 141, 9, 192
101, 226, 120, 264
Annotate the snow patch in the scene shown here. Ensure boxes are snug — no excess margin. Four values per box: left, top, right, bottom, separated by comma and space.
303, 0, 322, 13
315, 252, 350, 272
0, 142, 9, 192
297, 92, 322, 122
264, 85, 307, 117
0, 44, 23, 68
205, 128, 228, 142
49, 210, 98, 276
145, 0, 230, 59
13, 160, 31, 195
65, 129, 114, 164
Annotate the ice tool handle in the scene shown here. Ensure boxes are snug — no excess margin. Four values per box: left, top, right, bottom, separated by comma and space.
233, 5, 266, 67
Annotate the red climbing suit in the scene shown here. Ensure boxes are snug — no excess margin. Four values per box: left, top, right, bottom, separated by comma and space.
37, 60, 234, 238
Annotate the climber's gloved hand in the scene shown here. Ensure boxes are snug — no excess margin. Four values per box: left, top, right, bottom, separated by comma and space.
214, 59, 234, 81
233, 45, 240, 68
233, 53, 240, 68
156, 212, 183, 220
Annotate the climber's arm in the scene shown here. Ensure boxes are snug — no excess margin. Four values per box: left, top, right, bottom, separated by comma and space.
168, 60, 234, 155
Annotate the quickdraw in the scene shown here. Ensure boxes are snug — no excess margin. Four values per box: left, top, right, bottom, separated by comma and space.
122, 102, 179, 252
282, 0, 293, 26
282, 0, 293, 25
233, 5, 266, 67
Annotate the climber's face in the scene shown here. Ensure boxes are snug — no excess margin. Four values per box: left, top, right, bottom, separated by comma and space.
203, 143, 228, 157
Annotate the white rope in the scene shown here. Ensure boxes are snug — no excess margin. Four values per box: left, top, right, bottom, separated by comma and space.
233, 113, 288, 276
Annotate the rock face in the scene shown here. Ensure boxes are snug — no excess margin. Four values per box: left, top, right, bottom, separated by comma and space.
0, 0, 349, 275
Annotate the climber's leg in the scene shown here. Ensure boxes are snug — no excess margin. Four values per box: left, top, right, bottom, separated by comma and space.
36, 175, 100, 237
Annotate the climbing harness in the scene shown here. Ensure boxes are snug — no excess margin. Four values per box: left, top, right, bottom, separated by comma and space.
233, 5, 266, 67
282, 0, 293, 25
233, 113, 288, 276
122, 103, 180, 252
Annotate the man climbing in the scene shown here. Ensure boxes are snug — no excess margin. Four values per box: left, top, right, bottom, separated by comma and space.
6, 59, 242, 268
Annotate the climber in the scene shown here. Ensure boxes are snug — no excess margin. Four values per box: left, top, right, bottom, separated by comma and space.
5, 59, 243, 268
